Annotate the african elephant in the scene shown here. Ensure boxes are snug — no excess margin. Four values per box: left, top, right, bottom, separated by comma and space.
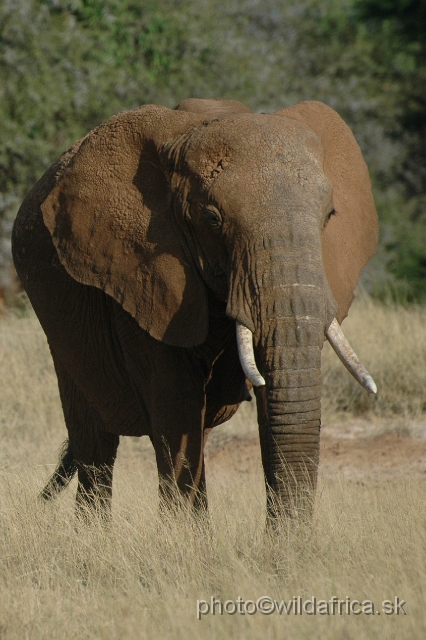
12, 98, 378, 519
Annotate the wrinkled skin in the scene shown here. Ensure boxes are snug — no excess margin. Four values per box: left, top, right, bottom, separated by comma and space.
12, 99, 378, 519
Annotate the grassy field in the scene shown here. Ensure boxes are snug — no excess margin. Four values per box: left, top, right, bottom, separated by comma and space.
1, 297, 425, 639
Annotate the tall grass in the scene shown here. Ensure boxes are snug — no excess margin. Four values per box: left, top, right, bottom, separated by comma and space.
0, 298, 425, 639
0, 459, 423, 638
322, 294, 426, 418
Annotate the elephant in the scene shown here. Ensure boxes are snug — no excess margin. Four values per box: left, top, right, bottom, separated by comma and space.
12, 98, 378, 520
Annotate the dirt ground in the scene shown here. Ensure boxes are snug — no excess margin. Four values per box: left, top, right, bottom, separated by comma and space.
203, 414, 426, 484
117, 409, 426, 487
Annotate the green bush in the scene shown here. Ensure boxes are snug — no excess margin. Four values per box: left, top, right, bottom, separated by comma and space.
1, 0, 426, 302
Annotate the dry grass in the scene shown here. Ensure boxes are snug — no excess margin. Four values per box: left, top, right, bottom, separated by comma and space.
322, 293, 426, 418
1, 298, 426, 639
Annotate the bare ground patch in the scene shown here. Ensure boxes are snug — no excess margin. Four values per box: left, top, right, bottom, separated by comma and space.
203, 415, 426, 483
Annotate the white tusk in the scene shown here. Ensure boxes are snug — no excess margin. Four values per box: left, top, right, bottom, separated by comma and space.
236, 322, 266, 387
326, 318, 377, 394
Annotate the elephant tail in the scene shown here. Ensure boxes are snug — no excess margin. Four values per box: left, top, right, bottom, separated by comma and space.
39, 440, 78, 501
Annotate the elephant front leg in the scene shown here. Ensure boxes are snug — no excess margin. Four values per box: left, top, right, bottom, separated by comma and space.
149, 354, 208, 512
152, 422, 207, 512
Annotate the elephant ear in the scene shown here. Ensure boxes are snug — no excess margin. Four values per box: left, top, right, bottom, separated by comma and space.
275, 101, 379, 322
41, 105, 209, 347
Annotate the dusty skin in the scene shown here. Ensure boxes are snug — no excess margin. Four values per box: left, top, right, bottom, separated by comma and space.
1, 297, 426, 639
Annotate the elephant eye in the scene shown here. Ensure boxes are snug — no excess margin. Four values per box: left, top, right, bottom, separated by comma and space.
203, 206, 223, 231
324, 208, 337, 227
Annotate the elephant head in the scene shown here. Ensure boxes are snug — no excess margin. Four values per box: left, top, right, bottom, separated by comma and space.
40, 99, 378, 516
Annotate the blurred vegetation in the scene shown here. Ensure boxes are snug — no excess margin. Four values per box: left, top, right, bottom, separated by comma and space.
1, 0, 425, 302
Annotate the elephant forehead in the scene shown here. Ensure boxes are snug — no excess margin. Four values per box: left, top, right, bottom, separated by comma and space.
183, 114, 325, 186
209, 171, 332, 231
201, 124, 330, 212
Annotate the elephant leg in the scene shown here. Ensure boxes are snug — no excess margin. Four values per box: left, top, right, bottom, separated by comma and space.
75, 429, 120, 515
147, 351, 207, 511
51, 351, 120, 515
151, 395, 207, 511
109, 304, 209, 511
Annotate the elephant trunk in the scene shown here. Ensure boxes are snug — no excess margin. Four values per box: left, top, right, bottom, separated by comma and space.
254, 312, 323, 518
235, 318, 321, 513
228, 238, 331, 519
229, 224, 377, 519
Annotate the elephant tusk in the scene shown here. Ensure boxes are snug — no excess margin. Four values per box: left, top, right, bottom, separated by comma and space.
236, 322, 266, 387
326, 318, 377, 394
